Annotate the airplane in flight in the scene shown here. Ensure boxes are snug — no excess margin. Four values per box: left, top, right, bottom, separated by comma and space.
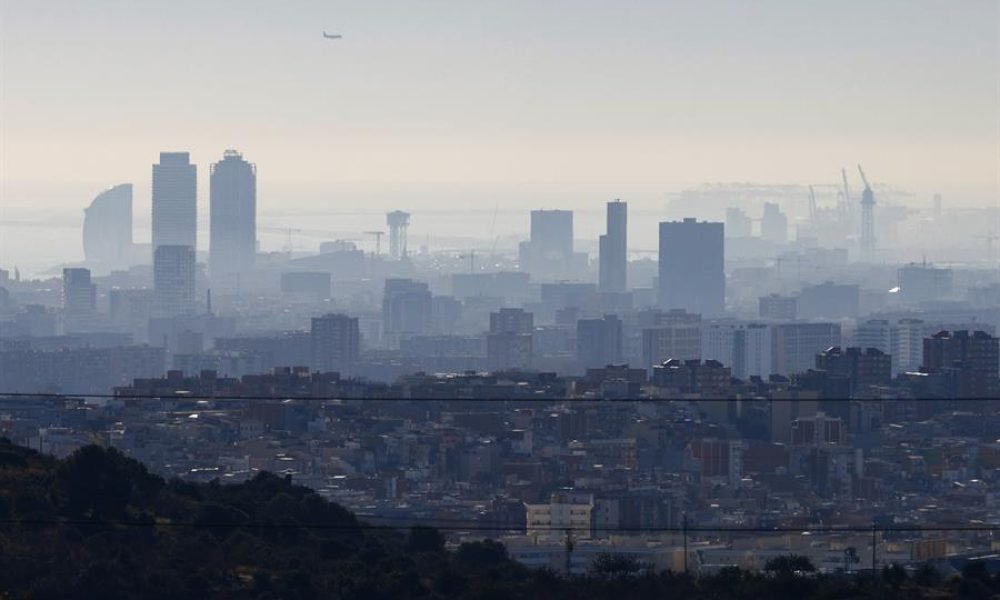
323, 32, 343, 39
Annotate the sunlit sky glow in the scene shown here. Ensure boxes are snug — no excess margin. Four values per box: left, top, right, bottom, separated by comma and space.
1, 0, 998, 209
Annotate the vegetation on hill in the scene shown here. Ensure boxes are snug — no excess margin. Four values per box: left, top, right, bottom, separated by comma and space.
0, 440, 993, 599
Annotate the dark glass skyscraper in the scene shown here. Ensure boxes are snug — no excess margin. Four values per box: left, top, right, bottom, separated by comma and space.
152, 152, 197, 251
209, 149, 256, 280
598, 199, 627, 294
658, 218, 725, 316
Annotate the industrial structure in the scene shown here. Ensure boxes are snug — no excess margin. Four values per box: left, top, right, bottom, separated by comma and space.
386, 211, 410, 260
858, 164, 876, 260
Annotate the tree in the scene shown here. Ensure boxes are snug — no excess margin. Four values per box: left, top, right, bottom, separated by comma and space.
455, 540, 509, 570
962, 560, 990, 583
588, 553, 645, 579
882, 563, 907, 589
914, 562, 941, 587
57, 445, 162, 520
764, 554, 815, 575
406, 526, 445, 554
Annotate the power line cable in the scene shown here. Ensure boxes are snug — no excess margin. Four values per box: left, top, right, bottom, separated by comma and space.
0, 391, 990, 403
1, 517, 997, 534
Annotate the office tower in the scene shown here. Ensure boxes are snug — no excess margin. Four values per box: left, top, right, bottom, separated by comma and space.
577, 315, 623, 369
531, 210, 573, 257
725, 207, 752, 238
430, 296, 463, 334
894, 318, 925, 374
487, 308, 533, 371
153, 245, 196, 317
83, 183, 133, 270
490, 308, 534, 334
642, 326, 701, 371
771, 322, 842, 376
311, 313, 360, 372
658, 218, 724, 316
923, 330, 999, 376
62, 268, 96, 314
382, 279, 432, 344
790, 412, 846, 446
650, 359, 730, 395
759, 294, 797, 320
640, 309, 703, 371
897, 263, 953, 305
520, 210, 576, 277
815, 347, 892, 394
209, 150, 256, 280
109, 288, 154, 340
855, 319, 891, 355
152, 152, 197, 251
760, 202, 787, 244
703, 321, 772, 380
598, 200, 627, 294
923, 330, 1000, 398
63, 268, 97, 332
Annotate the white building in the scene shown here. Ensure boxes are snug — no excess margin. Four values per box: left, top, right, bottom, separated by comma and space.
525, 492, 594, 541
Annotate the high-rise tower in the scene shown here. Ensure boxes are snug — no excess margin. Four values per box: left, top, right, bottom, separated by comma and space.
599, 200, 627, 294
83, 183, 133, 271
152, 152, 197, 252
63, 268, 97, 332
658, 218, 725, 316
210, 150, 257, 280
153, 245, 196, 317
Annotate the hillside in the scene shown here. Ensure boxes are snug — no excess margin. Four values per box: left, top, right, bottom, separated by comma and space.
0, 440, 984, 599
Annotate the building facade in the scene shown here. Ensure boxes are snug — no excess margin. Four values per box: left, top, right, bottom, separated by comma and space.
83, 183, 133, 271
598, 200, 627, 294
152, 152, 197, 251
153, 245, 196, 317
209, 150, 256, 281
658, 219, 725, 316
311, 313, 361, 372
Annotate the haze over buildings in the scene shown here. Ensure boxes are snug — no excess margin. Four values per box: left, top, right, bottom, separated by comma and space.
2, 1, 1000, 587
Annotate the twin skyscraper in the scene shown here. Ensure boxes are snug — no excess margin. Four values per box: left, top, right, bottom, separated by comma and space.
152, 150, 256, 316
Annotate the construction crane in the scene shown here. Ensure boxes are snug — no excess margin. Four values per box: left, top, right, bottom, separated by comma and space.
857, 164, 876, 259
840, 168, 853, 221
808, 185, 818, 225
364, 231, 385, 256
281, 228, 301, 254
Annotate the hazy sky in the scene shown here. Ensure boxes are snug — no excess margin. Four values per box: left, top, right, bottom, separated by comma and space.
1, 0, 998, 209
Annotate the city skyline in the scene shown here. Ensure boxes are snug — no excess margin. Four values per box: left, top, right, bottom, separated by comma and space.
3, 3, 1000, 592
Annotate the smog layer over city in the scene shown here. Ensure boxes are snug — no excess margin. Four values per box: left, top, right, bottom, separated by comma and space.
0, 2, 999, 598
